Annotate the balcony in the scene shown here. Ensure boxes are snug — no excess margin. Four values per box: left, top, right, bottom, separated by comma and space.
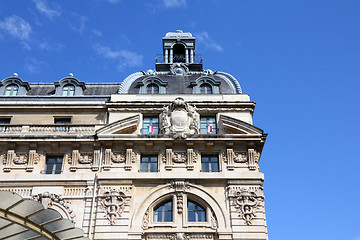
0, 124, 96, 136
155, 54, 203, 64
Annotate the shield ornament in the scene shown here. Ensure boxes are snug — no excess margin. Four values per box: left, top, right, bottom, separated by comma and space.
171, 110, 189, 131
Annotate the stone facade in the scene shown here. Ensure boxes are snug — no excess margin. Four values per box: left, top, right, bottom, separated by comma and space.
0, 31, 268, 240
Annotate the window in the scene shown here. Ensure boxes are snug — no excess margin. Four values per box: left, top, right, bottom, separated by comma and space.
146, 84, 159, 94
200, 117, 216, 134
200, 83, 212, 94
188, 201, 206, 222
142, 117, 159, 134
140, 155, 158, 172
5, 84, 18, 96
153, 200, 173, 222
201, 155, 219, 172
54, 117, 71, 132
62, 84, 75, 96
45, 156, 63, 174
0, 118, 11, 132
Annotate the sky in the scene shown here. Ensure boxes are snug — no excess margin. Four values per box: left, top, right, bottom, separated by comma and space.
1, 0, 360, 239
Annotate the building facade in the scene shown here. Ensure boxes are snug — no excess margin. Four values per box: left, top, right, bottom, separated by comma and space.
0, 31, 268, 240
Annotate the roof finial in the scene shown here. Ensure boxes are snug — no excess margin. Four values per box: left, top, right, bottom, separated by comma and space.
13, 73, 18, 77
68, 73, 73, 77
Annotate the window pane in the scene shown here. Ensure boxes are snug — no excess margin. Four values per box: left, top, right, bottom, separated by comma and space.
140, 155, 158, 172
142, 117, 159, 134
201, 155, 219, 172
200, 117, 216, 134
154, 200, 172, 222
188, 201, 206, 222
45, 156, 63, 174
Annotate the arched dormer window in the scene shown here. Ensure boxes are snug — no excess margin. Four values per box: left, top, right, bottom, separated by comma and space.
188, 200, 206, 222
200, 83, 212, 94
138, 76, 167, 94
62, 84, 75, 96
54, 74, 86, 96
191, 76, 220, 94
5, 84, 19, 96
146, 83, 159, 94
0, 74, 30, 96
153, 200, 173, 222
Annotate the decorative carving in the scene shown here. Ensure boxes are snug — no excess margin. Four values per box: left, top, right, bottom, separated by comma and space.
173, 152, 186, 163
176, 193, 183, 214
13, 153, 28, 165
100, 188, 128, 225
111, 152, 125, 163
231, 188, 261, 225
33, 192, 75, 222
160, 97, 200, 138
78, 153, 93, 164
170, 63, 189, 75
142, 208, 150, 229
248, 149, 260, 170
234, 152, 247, 163
170, 180, 191, 192
210, 210, 217, 230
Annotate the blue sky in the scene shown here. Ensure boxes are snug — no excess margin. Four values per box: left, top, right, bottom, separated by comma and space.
1, 0, 360, 239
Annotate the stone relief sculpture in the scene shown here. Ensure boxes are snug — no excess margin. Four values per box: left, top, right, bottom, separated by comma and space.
172, 152, 187, 163
100, 188, 128, 225
231, 188, 262, 225
13, 153, 28, 164
111, 152, 125, 163
160, 97, 200, 138
234, 152, 247, 163
33, 191, 76, 222
78, 153, 93, 164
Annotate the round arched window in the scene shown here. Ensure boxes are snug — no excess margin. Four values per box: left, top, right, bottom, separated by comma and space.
62, 84, 75, 96
200, 83, 212, 94
5, 84, 19, 96
153, 200, 173, 222
187, 200, 206, 222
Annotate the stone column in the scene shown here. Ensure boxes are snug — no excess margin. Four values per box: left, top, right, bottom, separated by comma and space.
185, 48, 189, 63
190, 49, 194, 63
170, 49, 173, 63
165, 49, 169, 63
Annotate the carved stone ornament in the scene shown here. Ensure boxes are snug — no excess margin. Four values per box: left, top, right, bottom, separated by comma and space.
170, 63, 189, 75
142, 208, 150, 229
232, 188, 260, 225
33, 192, 75, 222
160, 97, 200, 138
173, 152, 187, 163
13, 153, 28, 165
100, 188, 128, 225
234, 152, 247, 163
78, 153, 93, 164
111, 152, 125, 163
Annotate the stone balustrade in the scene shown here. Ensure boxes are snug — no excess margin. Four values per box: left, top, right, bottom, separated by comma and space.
0, 124, 96, 135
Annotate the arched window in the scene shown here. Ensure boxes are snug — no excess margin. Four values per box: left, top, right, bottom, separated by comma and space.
200, 83, 212, 94
173, 44, 185, 62
187, 201, 206, 222
62, 84, 75, 96
5, 84, 19, 96
146, 84, 159, 94
153, 200, 173, 222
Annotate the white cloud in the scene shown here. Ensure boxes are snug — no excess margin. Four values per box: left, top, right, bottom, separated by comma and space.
106, 0, 122, 3
162, 0, 186, 8
39, 41, 64, 51
92, 29, 103, 37
33, 0, 61, 20
94, 45, 143, 71
68, 14, 88, 34
195, 31, 223, 52
25, 58, 44, 73
0, 15, 32, 41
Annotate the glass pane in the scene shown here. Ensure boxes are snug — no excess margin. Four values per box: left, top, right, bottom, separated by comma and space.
188, 201, 206, 222
154, 201, 172, 222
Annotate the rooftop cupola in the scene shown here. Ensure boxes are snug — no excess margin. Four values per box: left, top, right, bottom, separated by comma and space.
156, 30, 202, 72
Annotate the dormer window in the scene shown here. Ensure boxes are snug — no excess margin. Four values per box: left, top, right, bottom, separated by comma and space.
54, 74, 86, 96
147, 83, 159, 94
5, 84, 19, 96
0, 74, 30, 96
62, 84, 75, 96
200, 83, 212, 94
